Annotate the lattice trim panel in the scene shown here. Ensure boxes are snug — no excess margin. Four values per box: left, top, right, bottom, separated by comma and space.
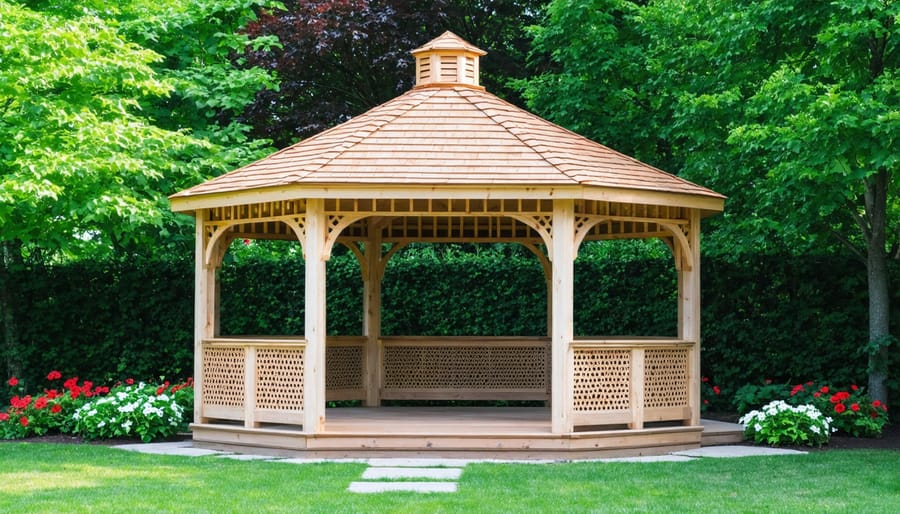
644, 348, 689, 410
326, 344, 365, 390
381, 345, 549, 398
572, 349, 632, 412
201, 346, 245, 419
255, 348, 305, 412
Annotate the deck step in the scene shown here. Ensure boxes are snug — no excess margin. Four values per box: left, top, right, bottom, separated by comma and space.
701, 419, 744, 446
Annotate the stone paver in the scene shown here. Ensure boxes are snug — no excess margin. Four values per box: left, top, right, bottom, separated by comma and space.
366, 458, 473, 468
673, 446, 806, 458
362, 467, 463, 480
348, 481, 458, 493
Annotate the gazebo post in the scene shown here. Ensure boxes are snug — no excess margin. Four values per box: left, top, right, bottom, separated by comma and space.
363, 221, 383, 407
193, 209, 216, 424
551, 199, 575, 434
304, 199, 327, 433
678, 209, 703, 426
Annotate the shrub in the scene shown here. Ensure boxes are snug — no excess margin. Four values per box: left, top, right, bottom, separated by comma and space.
73, 378, 193, 442
739, 400, 832, 447
787, 382, 889, 438
732, 381, 792, 415
1, 372, 193, 442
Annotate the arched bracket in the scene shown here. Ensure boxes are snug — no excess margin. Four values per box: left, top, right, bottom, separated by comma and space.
339, 239, 410, 281
509, 215, 553, 254
574, 215, 610, 258
659, 223, 693, 271
323, 213, 369, 261
203, 216, 307, 266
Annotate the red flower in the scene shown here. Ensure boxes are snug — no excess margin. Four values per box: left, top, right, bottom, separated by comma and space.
34, 397, 48, 410
125, 378, 134, 385
19, 416, 28, 427
47, 370, 62, 381
764, 379, 772, 385
10, 395, 31, 409
806, 381, 814, 386
834, 403, 847, 414
156, 386, 166, 395
50, 404, 62, 414
703, 399, 709, 405
701, 376, 709, 383
712, 386, 721, 395
243, 239, 251, 245
790, 384, 804, 396
0, 413, 8, 421
63, 377, 79, 390
850, 403, 860, 412
871, 411, 880, 419
46, 389, 59, 400
820, 386, 829, 393
829, 394, 841, 404
7, 377, 18, 387
813, 392, 821, 398
851, 384, 859, 391
872, 400, 882, 408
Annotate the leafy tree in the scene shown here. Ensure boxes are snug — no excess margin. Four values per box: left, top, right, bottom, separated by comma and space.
0, 1, 279, 377
239, 0, 543, 147
521, 0, 899, 401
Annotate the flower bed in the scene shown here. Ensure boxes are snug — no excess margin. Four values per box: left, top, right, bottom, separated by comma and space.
2, 372, 192, 442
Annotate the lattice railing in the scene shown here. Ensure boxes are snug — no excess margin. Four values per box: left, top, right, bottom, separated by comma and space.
200, 338, 306, 427
325, 337, 366, 401
570, 340, 694, 428
380, 337, 551, 400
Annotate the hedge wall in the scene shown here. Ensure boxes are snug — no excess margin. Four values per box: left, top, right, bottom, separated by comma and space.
4, 248, 898, 400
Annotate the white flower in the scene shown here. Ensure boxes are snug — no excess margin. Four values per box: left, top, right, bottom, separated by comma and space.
754, 423, 763, 432
121, 420, 132, 433
810, 425, 820, 434
97, 421, 105, 428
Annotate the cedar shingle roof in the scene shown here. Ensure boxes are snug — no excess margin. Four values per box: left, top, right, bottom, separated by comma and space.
170, 32, 723, 205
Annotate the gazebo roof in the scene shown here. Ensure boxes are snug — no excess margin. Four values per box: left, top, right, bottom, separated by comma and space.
170, 32, 724, 213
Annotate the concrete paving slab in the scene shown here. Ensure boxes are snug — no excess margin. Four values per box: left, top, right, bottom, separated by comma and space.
348, 481, 458, 493
366, 458, 473, 468
113, 442, 228, 457
362, 467, 463, 480
673, 446, 806, 458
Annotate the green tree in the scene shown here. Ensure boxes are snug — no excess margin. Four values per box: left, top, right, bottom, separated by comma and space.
521, 0, 899, 401
0, 1, 279, 377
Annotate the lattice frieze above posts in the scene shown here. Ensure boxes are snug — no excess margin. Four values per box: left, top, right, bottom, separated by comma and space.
509, 214, 553, 251
202, 213, 307, 266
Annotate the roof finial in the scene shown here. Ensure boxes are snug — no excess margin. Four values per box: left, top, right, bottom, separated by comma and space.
410, 31, 486, 89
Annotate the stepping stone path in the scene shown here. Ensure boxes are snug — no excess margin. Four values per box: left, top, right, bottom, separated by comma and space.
348, 458, 467, 494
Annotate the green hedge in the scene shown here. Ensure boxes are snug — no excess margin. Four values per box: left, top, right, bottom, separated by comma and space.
4, 247, 898, 401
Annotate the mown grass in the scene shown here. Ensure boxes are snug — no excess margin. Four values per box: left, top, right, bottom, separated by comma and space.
1, 444, 898, 513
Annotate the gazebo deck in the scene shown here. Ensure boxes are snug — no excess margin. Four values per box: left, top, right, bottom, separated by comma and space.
190, 407, 742, 459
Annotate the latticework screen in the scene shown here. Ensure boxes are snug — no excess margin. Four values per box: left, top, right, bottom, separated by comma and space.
381, 345, 549, 394
326, 344, 364, 390
255, 347, 305, 411
572, 349, 632, 412
202, 346, 246, 411
644, 348, 689, 409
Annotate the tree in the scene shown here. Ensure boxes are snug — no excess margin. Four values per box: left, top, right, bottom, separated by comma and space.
0, 0, 280, 377
239, 0, 543, 147
521, 0, 899, 402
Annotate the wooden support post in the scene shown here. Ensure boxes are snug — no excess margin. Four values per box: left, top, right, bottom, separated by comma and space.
630, 349, 645, 429
244, 347, 258, 428
194, 209, 217, 424
678, 209, 702, 426
363, 221, 383, 407
304, 199, 327, 433
551, 199, 575, 434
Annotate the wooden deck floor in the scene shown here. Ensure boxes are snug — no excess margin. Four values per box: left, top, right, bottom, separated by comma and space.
190, 407, 743, 459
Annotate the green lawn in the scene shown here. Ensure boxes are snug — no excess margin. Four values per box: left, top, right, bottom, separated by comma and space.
1, 444, 898, 513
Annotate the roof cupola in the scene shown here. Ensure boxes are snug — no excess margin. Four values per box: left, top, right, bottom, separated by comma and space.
410, 31, 486, 89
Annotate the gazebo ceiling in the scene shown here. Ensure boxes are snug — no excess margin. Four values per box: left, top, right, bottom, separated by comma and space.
169, 32, 724, 215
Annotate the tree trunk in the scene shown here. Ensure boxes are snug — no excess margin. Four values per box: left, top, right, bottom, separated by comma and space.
1, 240, 23, 380
865, 169, 890, 404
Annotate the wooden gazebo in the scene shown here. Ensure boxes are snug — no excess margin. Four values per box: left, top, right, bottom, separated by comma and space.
169, 32, 725, 458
